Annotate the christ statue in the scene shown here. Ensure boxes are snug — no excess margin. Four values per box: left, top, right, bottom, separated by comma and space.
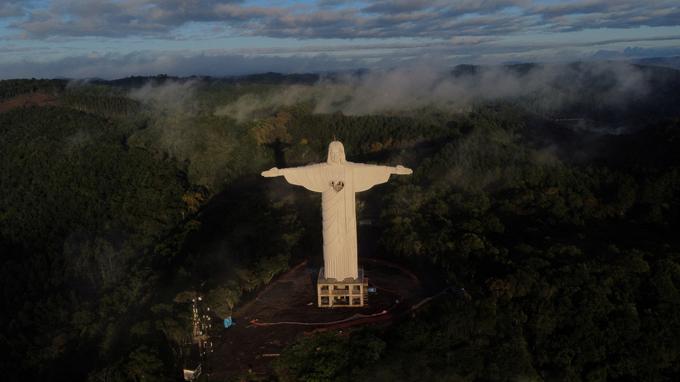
261, 141, 412, 281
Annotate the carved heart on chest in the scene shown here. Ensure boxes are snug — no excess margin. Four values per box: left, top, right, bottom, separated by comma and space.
330, 180, 345, 192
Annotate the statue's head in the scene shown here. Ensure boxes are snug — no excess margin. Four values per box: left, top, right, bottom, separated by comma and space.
327, 141, 346, 164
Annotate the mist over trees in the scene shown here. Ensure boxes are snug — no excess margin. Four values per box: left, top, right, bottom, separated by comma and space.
1, 61, 679, 381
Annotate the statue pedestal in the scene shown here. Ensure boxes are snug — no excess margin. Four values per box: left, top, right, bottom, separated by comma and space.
317, 267, 368, 308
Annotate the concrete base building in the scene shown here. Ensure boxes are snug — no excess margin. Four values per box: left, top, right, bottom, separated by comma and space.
317, 267, 368, 307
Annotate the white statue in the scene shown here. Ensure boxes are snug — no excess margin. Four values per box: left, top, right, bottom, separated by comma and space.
262, 141, 412, 281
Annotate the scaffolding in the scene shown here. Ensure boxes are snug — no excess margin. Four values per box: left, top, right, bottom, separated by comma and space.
183, 296, 213, 381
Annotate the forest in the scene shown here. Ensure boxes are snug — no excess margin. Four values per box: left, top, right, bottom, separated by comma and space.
1, 62, 679, 381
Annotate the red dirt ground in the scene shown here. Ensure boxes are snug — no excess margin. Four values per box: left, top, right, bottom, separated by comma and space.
205, 258, 427, 380
0, 92, 59, 113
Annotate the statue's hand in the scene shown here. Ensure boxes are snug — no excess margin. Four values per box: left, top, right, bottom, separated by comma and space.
261, 167, 281, 177
394, 165, 413, 175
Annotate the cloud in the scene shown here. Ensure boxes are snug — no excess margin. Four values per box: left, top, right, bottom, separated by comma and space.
361, 0, 438, 15
226, 41, 451, 55
0, 44, 51, 54
129, 78, 199, 112
0, 1, 24, 18
530, 0, 680, 32
214, 61, 651, 121
12, 0, 243, 38
5, 0, 680, 40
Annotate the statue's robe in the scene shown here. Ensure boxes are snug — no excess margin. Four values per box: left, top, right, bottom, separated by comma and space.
281, 162, 393, 281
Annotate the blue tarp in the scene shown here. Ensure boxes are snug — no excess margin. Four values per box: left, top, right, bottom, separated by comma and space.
224, 317, 233, 328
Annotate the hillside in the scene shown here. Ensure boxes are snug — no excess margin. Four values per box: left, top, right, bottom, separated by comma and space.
1, 62, 679, 381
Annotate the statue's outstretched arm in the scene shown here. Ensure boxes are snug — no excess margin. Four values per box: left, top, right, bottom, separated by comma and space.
391, 165, 413, 175
261, 167, 282, 177
262, 165, 326, 192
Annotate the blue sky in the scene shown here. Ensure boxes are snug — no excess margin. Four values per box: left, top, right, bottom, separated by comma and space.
0, 0, 679, 78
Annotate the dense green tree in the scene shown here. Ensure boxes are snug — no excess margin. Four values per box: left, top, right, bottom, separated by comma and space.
2, 67, 680, 381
